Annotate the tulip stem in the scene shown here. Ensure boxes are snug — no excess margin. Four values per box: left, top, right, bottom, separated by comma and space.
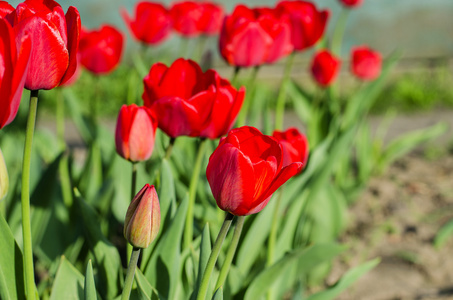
266, 190, 284, 267
127, 162, 138, 262
164, 137, 175, 159
215, 216, 245, 290
275, 52, 296, 130
231, 66, 241, 87
184, 138, 208, 250
21, 89, 39, 300
56, 88, 65, 149
121, 247, 141, 300
237, 66, 260, 126
331, 9, 349, 56
196, 212, 234, 300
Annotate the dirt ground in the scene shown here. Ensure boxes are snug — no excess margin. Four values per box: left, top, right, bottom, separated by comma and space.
330, 150, 453, 300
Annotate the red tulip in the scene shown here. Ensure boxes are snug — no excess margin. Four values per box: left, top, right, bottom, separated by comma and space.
276, 1, 329, 51
115, 104, 158, 162
121, 2, 172, 45
219, 5, 293, 67
206, 126, 303, 216
310, 49, 341, 87
339, 0, 363, 8
351, 45, 382, 81
0, 1, 14, 19
124, 184, 160, 249
199, 2, 224, 35
8, 0, 80, 90
170, 1, 203, 37
272, 128, 309, 170
0, 18, 31, 129
143, 58, 245, 139
79, 25, 124, 75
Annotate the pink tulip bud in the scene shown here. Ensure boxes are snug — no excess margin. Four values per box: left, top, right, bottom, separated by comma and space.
124, 184, 160, 249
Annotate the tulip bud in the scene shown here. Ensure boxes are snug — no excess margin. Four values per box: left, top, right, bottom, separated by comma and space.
310, 49, 341, 87
0, 149, 9, 201
124, 184, 160, 248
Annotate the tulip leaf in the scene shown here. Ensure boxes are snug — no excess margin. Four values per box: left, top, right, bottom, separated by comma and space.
143, 195, 188, 300
63, 88, 95, 143
84, 260, 97, 300
49, 256, 84, 300
244, 243, 345, 300
135, 268, 161, 300
434, 219, 453, 249
287, 80, 312, 123
74, 189, 122, 299
76, 141, 103, 205
0, 214, 25, 300
306, 258, 380, 300
211, 287, 223, 300
192, 223, 211, 300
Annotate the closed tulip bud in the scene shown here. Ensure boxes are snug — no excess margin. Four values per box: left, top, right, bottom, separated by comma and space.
79, 25, 124, 75
207, 126, 303, 216
351, 45, 382, 81
7, 0, 81, 90
339, 0, 363, 8
115, 104, 158, 162
0, 1, 14, 18
124, 184, 160, 249
272, 127, 309, 170
310, 49, 341, 87
0, 149, 8, 201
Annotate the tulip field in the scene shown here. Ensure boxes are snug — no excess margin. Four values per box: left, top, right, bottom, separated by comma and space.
1, 0, 452, 299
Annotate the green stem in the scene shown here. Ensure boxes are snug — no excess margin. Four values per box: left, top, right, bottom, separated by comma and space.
215, 216, 245, 290
121, 247, 141, 300
196, 35, 208, 63
56, 88, 65, 149
330, 9, 349, 56
275, 52, 296, 130
184, 139, 208, 250
231, 66, 241, 87
237, 66, 260, 126
21, 89, 39, 300
127, 163, 138, 262
164, 137, 176, 160
266, 190, 284, 267
196, 213, 234, 300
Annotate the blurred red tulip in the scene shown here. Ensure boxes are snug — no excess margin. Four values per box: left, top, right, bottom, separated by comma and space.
170, 1, 203, 37
276, 1, 329, 51
0, 1, 13, 18
79, 25, 124, 75
199, 2, 224, 35
143, 58, 245, 139
351, 45, 382, 81
206, 126, 303, 216
310, 49, 341, 87
0, 18, 31, 129
219, 5, 293, 67
272, 127, 309, 170
7, 0, 80, 90
339, 0, 363, 8
124, 184, 160, 249
121, 2, 172, 45
115, 104, 158, 162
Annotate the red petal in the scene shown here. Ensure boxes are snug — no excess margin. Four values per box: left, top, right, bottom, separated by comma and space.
59, 6, 80, 85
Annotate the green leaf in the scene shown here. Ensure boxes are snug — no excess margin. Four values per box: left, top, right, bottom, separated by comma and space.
244, 243, 345, 300
63, 88, 95, 143
434, 219, 453, 249
135, 268, 161, 300
84, 260, 97, 300
192, 224, 211, 299
0, 214, 25, 300
76, 141, 103, 204
143, 195, 188, 300
287, 80, 312, 123
306, 258, 380, 300
50, 256, 84, 300
74, 189, 122, 299
211, 287, 223, 300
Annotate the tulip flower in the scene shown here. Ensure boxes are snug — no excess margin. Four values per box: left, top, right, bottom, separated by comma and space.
219, 5, 293, 67
0, 18, 31, 129
0, 149, 8, 201
124, 184, 160, 249
206, 126, 303, 216
273, 127, 309, 170
276, 1, 329, 52
79, 25, 124, 75
310, 49, 341, 87
170, 1, 202, 37
143, 58, 245, 138
115, 104, 158, 162
339, 0, 363, 8
7, 0, 80, 90
121, 2, 172, 45
199, 2, 224, 35
351, 45, 382, 81
0, 1, 13, 18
